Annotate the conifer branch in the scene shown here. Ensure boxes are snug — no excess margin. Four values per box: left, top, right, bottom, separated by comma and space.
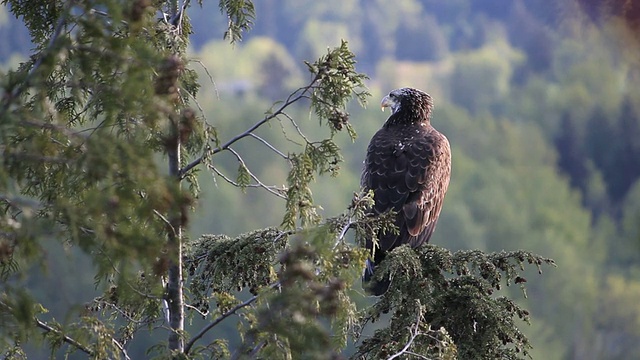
0, 301, 95, 356
34, 318, 95, 356
184, 282, 279, 355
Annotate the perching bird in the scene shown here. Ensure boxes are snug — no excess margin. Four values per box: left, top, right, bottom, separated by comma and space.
361, 87, 451, 295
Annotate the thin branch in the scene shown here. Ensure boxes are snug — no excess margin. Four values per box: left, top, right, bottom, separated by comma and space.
230, 340, 267, 360
248, 341, 267, 357
184, 89, 210, 127
335, 219, 353, 248
97, 249, 163, 301
3, 152, 74, 165
34, 318, 94, 356
110, 338, 132, 360
0, 194, 43, 211
275, 116, 304, 146
179, 79, 320, 178
248, 133, 289, 160
403, 351, 432, 360
184, 296, 258, 355
180, 152, 207, 180
153, 209, 177, 237
387, 312, 431, 360
88, 8, 127, 26
184, 282, 280, 355
226, 147, 287, 199
207, 164, 286, 198
19, 119, 87, 140
280, 111, 312, 144
189, 59, 219, 101
185, 303, 209, 317
97, 301, 148, 325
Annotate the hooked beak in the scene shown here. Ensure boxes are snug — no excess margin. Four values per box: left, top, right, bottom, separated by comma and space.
381, 95, 393, 112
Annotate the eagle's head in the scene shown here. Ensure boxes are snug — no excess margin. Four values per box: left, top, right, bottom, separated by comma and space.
381, 87, 433, 125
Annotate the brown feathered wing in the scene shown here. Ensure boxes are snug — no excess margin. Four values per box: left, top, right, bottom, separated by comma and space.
362, 123, 451, 294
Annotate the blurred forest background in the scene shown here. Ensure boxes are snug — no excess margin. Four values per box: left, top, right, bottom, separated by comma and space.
2, 0, 640, 358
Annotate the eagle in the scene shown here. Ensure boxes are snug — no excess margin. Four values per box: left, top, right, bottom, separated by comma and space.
361, 87, 451, 295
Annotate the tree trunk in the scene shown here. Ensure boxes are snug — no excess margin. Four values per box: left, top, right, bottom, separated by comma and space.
167, 134, 184, 354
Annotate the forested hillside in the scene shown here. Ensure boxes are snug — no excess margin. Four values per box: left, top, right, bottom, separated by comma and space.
2, 0, 640, 358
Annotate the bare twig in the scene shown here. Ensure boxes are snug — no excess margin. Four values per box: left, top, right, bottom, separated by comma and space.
184, 90, 210, 128
226, 147, 287, 199
280, 111, 312, 144
189, 59, 219, 100
207, 164, 286, 198
387, 312, 432, 360
179, 79, 319, 178
153, 209, 177, 237
97, 301, 148, 325
185, 303, 209, 317
248, 133, 289, 160
275, 116, 304, 146
110, 338, 132, 360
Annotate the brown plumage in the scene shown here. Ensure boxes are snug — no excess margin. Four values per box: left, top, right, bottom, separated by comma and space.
361, 87, 451, 295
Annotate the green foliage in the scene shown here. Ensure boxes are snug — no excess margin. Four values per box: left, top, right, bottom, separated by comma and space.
356, 245, 554, 359
279, 41, 368, 230
187, 228, 287, 302
6, 0, 638, 359
0, 0, 375, 355
218, 0, 255, 43
449, 39, 524, 113
184, 196, 371, 358
305, 40, 369, 137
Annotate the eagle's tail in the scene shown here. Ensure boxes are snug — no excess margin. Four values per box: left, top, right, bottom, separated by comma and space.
363, 258, 390, 296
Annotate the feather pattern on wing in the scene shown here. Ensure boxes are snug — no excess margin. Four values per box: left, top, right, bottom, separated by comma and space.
361, 88, 451, 295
